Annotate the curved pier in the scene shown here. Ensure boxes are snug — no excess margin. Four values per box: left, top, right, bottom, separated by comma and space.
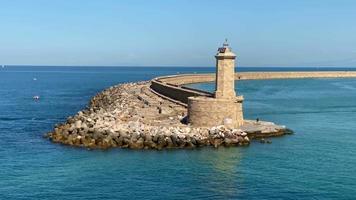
150, 71, 356, 105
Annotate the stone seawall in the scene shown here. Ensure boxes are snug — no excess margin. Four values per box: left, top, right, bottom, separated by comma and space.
150, 77, 213, 105
150, 71, 356, 105
235, 71, 356, 80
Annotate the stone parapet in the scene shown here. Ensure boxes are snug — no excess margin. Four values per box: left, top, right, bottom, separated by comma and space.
150, 71, 356, 106
150, 76, 213, 105
234, 71, 356, 80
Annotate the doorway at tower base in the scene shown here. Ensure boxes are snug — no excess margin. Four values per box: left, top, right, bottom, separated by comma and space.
187, 96, 244, 128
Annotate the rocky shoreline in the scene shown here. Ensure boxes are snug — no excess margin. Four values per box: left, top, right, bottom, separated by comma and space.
45, 81, 290, 150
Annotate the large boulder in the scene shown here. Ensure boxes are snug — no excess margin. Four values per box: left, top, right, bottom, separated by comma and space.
129, 138, 144, 149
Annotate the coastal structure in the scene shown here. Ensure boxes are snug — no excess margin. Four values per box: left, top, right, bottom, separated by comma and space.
43, 38, 356, 150
47, 42, 354, 149
187, 41, 244, 128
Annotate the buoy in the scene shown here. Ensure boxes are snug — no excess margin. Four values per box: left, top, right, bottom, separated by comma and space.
33, 78, 37, 81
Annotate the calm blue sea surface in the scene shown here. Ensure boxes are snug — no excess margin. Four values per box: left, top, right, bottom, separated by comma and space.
1, 66, 356, 200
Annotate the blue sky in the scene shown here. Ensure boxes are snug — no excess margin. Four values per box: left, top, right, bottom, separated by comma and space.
0, 0, 356, 67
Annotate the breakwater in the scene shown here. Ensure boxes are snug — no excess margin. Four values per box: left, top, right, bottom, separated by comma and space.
150, 71, 356, 105
157, 71, 356, 85
46, 71, 356, 150
45, 81, 255, 149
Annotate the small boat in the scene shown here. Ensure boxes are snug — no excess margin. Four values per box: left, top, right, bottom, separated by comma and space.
33, 95, 40, 100
33, 78, 37, 81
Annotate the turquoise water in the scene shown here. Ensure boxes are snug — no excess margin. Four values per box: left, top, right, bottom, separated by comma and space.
1, 66, 356, 199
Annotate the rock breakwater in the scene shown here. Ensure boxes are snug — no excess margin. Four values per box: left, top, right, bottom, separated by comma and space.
45, 80, 290, 150
45, 81, 252, 149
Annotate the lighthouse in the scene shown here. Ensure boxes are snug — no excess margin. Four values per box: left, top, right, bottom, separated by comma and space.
215, 40, 237, 99
187, 41, 244, 128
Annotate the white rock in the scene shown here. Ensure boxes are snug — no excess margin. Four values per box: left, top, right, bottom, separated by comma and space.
75, 120, 82, 129
244, 136, 250, 142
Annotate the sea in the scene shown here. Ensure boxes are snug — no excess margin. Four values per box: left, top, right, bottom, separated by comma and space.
1, 66, 356, 200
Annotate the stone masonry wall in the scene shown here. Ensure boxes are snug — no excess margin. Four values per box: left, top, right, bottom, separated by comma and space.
150, 79, 212, 105
215, 59, 236, 99
150, 71, 356, 105
187, 96, 244, 128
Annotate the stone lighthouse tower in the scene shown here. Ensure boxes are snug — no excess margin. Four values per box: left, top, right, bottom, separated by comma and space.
187, 41, 244, 128
215, 40, 237, 99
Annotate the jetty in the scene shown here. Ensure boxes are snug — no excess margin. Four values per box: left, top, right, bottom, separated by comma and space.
45, 43, 356, 150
